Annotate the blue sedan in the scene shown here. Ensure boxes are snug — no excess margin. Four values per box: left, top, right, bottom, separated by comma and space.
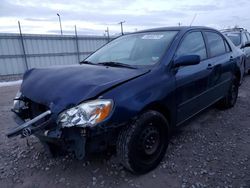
8, 26, 243, 174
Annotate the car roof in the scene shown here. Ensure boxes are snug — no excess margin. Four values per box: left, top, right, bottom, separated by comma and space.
134, 26, 216, 33
221, 28, 248, 33
223, 31, 241, 34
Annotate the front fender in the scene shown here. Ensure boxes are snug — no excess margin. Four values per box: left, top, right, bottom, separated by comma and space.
102, 69, 176, 126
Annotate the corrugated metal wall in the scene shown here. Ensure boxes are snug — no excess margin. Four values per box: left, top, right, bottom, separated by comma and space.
0, 33, 109, 75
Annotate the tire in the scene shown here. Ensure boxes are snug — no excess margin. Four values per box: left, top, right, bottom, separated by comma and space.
217, 76, 239, 109
240, 62, 245, 85
243, 62, 246, 75
117, 110, 169, 174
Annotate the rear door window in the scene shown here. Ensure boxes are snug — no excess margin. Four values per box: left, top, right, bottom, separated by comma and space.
205, 32, 226, 57
176, 31, 207, 60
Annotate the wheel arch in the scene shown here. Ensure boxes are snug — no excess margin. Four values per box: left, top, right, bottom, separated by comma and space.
141, 102, 172, 129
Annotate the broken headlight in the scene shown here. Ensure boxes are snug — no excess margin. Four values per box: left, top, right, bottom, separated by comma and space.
57, 99, 113, 128
13, 91, 26, 113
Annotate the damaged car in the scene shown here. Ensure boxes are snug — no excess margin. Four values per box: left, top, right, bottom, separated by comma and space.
7, 26, 242, 174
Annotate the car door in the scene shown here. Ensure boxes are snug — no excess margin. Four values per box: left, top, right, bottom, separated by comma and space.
203, 31, 234, 100
174, 31, 212, 125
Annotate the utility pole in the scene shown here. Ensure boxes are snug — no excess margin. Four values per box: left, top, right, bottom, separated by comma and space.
57, 13, 63, 35
118, 21, 125, 35
18, 21, 28, 71
105, 27, 110, 42
74, 25, 80, 63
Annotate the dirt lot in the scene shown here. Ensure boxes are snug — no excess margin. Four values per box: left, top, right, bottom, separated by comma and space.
0, 77, 250, 188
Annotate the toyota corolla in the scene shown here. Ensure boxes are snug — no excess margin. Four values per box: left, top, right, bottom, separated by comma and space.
7, 26, 242, 174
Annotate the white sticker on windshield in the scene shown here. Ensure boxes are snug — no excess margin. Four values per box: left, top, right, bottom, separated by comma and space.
226, 33, 239, 37
141, 35, 164, 39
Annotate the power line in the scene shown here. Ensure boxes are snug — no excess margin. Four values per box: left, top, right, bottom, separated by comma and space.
190, 13, 197, 26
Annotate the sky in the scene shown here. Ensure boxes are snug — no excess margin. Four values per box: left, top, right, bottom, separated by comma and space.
0, 0, 250, 36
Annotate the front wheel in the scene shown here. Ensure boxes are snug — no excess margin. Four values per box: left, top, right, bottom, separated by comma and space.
117, 110, 169, 174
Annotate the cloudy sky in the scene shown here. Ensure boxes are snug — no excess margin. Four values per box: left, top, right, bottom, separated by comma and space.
0, 0, 249, 36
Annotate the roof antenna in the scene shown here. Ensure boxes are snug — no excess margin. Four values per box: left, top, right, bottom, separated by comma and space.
190, 13, 197, 26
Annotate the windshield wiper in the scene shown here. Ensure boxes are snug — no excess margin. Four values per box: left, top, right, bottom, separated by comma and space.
97, 61, 137, 69
79, 60, 95, 65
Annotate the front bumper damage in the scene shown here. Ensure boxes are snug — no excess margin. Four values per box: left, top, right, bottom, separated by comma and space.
7, 109, 87, 160
7, 110, 51, 138
7, 95, 120, 160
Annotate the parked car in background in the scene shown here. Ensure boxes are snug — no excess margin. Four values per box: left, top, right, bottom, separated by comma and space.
7, 26, 243, 174
222, 28, 250, 77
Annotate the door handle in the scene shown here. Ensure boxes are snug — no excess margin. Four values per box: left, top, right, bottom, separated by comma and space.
207, 64, 213, 70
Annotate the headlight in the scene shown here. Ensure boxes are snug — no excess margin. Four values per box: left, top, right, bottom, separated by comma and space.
57, 99, 113, 128
13, 91, 25, 112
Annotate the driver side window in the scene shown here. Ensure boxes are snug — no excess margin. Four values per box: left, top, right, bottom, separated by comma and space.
176, 32, 207, 60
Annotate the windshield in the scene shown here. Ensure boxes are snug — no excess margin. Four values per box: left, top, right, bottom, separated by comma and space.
224, 32, 241, 46
85, 31, 178, 66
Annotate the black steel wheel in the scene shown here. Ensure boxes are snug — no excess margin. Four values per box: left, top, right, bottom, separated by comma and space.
117, 110, 169, 174
217, 76, 239, 109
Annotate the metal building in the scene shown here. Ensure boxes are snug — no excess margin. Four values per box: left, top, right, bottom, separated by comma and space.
0, 33, 110, 76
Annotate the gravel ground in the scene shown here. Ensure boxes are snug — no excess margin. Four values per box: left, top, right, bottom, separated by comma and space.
0, 76, 250, 188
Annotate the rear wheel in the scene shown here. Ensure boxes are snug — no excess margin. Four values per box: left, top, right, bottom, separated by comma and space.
240, 62, 246, 85
117, 110, 169, 174
217, 76, 239, 109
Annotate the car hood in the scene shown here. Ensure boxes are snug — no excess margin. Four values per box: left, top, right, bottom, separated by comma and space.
21, 64, 149, 114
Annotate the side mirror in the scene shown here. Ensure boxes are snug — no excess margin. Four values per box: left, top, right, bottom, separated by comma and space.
174, 55, 200, 67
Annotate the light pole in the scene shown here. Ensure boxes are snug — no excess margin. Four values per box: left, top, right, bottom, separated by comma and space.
118, 21, 125, 35
105, 27, 110, 42
57, 13, 63, 35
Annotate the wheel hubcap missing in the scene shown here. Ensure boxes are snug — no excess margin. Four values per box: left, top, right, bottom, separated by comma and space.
139, 126, 160, 155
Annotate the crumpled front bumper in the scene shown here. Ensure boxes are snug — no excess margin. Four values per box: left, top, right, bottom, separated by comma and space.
7, 110, 87, 160
7, 110, 51, 138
